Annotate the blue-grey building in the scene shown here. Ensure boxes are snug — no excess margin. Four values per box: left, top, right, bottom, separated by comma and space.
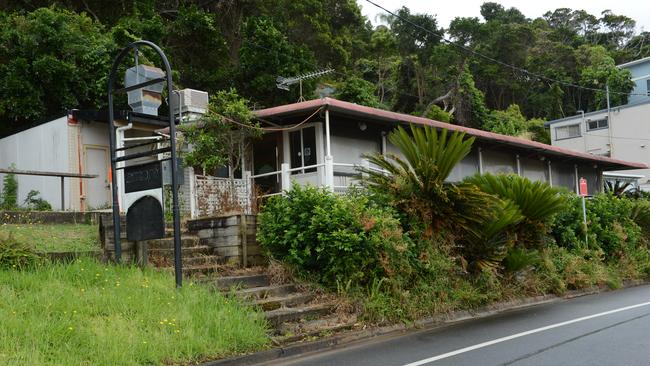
619, 56, 650, 105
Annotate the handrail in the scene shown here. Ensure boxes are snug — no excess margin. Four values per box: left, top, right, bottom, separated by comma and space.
251, 163, 325, 179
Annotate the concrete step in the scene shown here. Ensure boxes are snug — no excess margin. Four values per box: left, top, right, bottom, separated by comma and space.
182, 264, 220, 277
253, 292, 315, 311
233, 284, 297, 300
274, 314, 358, 341
148, 245, 215, 258
183, 255, 222, 266
212, 274, 270, 290
144, 236, 200, 249
265, 303, 334, 328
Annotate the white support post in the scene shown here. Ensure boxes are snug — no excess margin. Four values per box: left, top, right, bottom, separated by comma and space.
547, 160, 553, 187
324, 156, 334, 191
516, 154, 521, 176
574, 164, 580, 194
478, 147, 484, 174
189, 167, 198, 218
381, 132, 387, 155
243, 170, 252, 214
361, 159, 370, 179
325, 108, 332, 157
281, 163, 291, 194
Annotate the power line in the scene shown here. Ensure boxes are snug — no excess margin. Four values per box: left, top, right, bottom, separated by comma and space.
364, 0, 649, 98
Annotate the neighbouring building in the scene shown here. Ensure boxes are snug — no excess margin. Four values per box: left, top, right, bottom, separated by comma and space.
545, 57, 650, 190
0, 88, 208, 211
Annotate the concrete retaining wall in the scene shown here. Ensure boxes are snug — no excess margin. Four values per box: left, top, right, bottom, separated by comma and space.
0, 211, 104, 225
187, 214, 264, 266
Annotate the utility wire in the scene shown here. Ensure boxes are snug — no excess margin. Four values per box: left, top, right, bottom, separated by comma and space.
365, 0, 649, 97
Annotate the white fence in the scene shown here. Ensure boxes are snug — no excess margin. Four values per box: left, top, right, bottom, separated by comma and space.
194, 174, 253, 217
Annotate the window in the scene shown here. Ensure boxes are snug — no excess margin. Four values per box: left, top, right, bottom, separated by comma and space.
586, 117, 608, 131
289, 126, 317, 174
555, 124, 581, 140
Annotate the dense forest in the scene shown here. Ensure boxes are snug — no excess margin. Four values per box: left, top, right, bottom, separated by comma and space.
1, 0, 649, 142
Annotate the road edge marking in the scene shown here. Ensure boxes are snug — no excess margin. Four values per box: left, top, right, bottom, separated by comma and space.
402, 300, 650, 366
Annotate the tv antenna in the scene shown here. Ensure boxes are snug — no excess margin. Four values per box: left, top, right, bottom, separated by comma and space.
276, 68, 334, 102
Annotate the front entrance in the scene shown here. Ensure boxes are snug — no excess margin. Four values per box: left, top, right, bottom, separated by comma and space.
253, 133, 281, 194
84, 145, 110, 210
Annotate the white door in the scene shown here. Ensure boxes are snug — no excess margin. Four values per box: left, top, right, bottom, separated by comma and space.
84, 146, 110, 210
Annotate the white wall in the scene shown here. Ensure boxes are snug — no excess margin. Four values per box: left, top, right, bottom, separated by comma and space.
550, 102, 650, 189
0, 117, 70, 210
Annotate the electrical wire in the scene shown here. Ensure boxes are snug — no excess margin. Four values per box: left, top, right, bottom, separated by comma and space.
364, 0, 649, 98
205, 105, 324, 132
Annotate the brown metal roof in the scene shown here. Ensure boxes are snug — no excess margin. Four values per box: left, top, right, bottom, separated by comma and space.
254, 98, 648, 171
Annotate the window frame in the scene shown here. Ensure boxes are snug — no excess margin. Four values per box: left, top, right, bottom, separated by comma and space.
554, 123, 582, 141
586, 117, 608, 131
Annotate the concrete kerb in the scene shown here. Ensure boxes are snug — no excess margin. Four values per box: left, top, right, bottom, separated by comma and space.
201, 279, 650, 366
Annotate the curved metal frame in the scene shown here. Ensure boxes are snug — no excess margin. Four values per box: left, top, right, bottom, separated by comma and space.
107, 40, 183, 287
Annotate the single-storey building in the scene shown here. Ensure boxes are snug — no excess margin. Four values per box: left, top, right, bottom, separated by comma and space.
248, 98, 647, 197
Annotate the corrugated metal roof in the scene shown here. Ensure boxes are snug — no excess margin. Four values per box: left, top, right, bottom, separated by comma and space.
254, 97, 648, 170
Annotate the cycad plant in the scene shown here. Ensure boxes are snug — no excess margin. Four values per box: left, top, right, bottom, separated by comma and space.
465, 173, 566, 248
360, 124, 498, 237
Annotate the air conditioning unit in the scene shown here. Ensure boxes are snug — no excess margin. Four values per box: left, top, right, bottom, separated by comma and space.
171, 89, 209, 121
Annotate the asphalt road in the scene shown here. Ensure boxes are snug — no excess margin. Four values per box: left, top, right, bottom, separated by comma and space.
266, 285, 650, 366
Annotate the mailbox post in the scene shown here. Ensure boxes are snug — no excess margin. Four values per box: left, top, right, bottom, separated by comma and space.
107, 40, 184, 288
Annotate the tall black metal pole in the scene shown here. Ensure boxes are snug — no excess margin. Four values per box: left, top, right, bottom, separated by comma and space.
107, 41, 183, 287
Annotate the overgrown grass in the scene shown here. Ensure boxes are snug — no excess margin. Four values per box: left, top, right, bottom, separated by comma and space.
0, 257, 269, 365
0, 224, 98, 252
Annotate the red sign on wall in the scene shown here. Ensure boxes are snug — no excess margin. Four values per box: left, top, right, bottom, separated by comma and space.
579, 177, 588, 196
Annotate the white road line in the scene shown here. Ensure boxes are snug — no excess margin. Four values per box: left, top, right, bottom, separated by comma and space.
402, 300, 650, 366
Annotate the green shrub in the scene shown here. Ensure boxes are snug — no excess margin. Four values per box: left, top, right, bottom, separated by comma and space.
0, 232, 41, 270
23, 190, 52, 211
1, 166, 18, 210
551, 193, 641, 258
465, 173, 566, 248
257, 184, 413, 288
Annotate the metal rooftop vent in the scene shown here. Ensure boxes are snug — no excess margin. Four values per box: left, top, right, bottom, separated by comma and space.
124, 65, 165, 115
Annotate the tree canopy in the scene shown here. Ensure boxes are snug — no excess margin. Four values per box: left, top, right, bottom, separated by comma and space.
0, 1, 645, 142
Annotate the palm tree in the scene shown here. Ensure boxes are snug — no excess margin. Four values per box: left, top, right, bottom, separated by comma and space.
360, 124, 498, 237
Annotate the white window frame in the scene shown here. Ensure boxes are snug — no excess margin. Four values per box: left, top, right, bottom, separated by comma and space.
586, 117, 608, 131
555, 123, 581, 140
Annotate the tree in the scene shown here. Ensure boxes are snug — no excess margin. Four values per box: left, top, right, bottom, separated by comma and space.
182, 89, 261, 179
1, 165, 18, 210
334, 76, 381, 108
0, 7, 115, 136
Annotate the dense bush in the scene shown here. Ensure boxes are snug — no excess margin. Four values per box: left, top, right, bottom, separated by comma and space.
257, 185, 415, 288
465, 173, 566, 249
551, 193, 641, 258
0, 232, 41, 270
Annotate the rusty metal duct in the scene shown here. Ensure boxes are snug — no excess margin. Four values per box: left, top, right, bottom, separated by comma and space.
124, 65, 165, 115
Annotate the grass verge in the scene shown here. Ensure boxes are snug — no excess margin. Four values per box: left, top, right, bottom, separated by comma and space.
0, 257, 269, 365
0, 223, 99, 252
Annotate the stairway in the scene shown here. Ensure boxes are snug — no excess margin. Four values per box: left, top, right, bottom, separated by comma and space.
146, 235, 223, 277
208, 271, 358, 344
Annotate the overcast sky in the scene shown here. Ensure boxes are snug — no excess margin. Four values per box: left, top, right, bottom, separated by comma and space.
360, 0, 650, 33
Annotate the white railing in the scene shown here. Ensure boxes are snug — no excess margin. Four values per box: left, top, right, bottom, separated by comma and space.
194, 174, 253, 216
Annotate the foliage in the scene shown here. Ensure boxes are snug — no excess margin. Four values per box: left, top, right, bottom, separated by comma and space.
360, 124, 497, 236
0, 257, 268, 365
0, 223, 98, 253
551, 193, 641, 258
1, 166, 18, 210
0, 232, 41, 270
334, 76, 381, 108
460, 199, 523, 271
423, 104, 452, 123
630, 200, 650, 237
465, 173, 566, 249
257, 184, 414, 288
23, 190, 52, 211
0, 7, 115, 136
181, 89, 261, 176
